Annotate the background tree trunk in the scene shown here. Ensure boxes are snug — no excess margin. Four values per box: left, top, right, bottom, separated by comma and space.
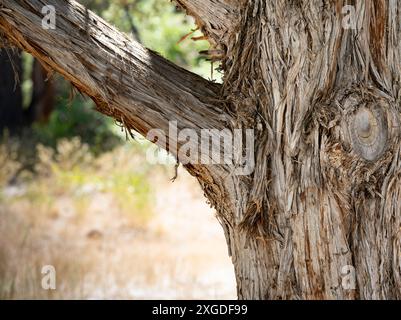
1, 0, 400, 300
0, 48, 23, 132
26, 58, 55, 124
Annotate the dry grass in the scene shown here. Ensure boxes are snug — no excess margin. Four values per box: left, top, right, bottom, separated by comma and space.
0, 138, 236, 299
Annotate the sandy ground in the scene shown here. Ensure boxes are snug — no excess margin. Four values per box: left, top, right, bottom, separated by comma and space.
0, 167, 237, 299
144, 168, 237, 299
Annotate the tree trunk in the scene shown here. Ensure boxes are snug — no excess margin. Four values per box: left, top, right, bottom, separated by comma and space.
216, 0, 401, 300
0, 47, 23, 132
1, 0, 400, 300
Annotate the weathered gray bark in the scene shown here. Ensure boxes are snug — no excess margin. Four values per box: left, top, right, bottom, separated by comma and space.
1, 0, 401, 299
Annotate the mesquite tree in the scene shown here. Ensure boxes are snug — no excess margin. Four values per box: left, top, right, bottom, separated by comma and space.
1, 0, 400, 300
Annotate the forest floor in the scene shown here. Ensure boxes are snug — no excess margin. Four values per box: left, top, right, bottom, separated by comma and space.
0, 142, 236, 299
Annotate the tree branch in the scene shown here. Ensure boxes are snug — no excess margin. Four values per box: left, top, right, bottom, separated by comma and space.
0, 0, 240, 219
0, 0, 230, 153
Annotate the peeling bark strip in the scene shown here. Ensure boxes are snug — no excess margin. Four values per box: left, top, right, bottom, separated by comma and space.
1, 0, 401, 300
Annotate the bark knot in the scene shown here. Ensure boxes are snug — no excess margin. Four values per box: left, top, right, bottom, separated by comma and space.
343, 91, 389, 162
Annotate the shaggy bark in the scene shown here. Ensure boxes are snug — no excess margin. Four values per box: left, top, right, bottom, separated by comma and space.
219, 0, 401, 299
1, 0, 401, 300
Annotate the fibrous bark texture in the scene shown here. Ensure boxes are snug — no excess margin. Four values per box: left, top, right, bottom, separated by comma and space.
217, 0, 401, 299
1, 0, 401, 300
